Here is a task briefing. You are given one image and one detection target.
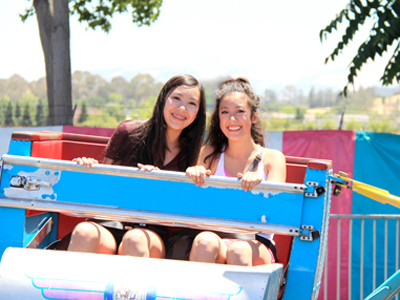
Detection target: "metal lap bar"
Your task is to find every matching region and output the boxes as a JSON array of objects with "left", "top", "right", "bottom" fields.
[
  {"left": 1, "top": 154, "right": 306, "bottom": 194},
  {"left": 0, "top": 196, "right": 300, "bottom": 236}
]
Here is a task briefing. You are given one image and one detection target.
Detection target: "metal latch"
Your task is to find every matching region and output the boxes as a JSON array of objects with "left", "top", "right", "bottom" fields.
[
  {"left": 10, "top": 176, "right": 52, "bottom": 191},
  {"left": 305, "top": 181, "right": 326, "bottom": 198},
  {"left": 300, "top": 225, "right": 320, "bottom": 241}
]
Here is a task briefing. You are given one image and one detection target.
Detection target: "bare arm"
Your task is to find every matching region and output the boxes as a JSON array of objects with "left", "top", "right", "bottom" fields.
[
  {"left": 186, "top": 145, "right": 215, "bottom": 187},
  {"left": 265, "top": 149, "right": 286, "bottom": 183},
  {"left": 237, "top": 149, "right": 286, "bottom": 192}
]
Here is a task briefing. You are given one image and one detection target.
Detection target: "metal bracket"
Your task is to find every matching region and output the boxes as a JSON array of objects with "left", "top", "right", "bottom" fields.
[
  {"left": 26, "top": 217, "right": 53, "bottom": 248},
  {"left": 300, "top": 225, "right": 320, "bottom": 241},
  {"left": 10, "top": 176, "right": 52, "bottom": 191},
  {"left": 305, "top": 181, "right": 326, "bottom": 198}
]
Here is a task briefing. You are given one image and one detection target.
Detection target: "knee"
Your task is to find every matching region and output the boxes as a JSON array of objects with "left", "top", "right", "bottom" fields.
[
  {"left": 119, "top": 229, "right": 149, "bottom": 257},
  {"left": 68, "top": 222, "right": 102, "bottom": 252},
  {"left": 70, "top": 222, "right": 100, "bottom": 243},
  {"left": 189, "top": 232, "right": 222, "bottom": 262},
  {"left": 192, "top": 232, "right": 220, "bottom": 252},
  {"left": 227, "top": 241, "right": 252, "bottom": 266}
]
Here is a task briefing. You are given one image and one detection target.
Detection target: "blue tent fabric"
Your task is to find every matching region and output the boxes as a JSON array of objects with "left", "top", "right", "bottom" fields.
[{"left": 352, "top": 131, "right": 400, "bottom": 298}]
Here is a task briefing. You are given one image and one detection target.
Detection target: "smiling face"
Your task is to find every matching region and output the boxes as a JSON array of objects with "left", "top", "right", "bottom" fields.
[
  {"left": 218, "top": 92, "right": 258, "bottom": 142},
  {"left": 163, "top": 85, "right": 201, "bottom": 134}
]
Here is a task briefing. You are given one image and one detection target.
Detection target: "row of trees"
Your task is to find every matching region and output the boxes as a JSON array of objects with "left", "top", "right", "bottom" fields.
[
  {"left": 265, "top": 113, "right": 399, "bottom": 133},
  {"left": 0, "top": 72, "right": 386, "bottom": 111},
  {"left": 0, "top": 97, "right": 47, "bottom": 127},
  {"left": 3, "top": 90, "right": 397, "bottom": 133},
  {"left": 1, "top": 72, "right": 399, "bottom": 133},
  {"left": 263, "top": 85, "right": 377, "bottom": 110}
]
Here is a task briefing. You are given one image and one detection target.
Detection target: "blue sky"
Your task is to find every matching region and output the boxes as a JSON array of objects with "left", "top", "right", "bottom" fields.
[{"left": 0, "top": 0, "right": 396, "bottom": 94}]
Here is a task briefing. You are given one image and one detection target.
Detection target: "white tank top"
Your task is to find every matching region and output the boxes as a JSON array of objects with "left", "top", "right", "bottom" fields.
[{"left": 213, "top": 145, "right": 274, "bottom": 243}]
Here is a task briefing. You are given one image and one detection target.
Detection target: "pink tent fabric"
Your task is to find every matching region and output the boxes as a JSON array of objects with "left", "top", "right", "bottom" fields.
[{"left": 283, "top": 130, "right": 356, "bottom": 300}]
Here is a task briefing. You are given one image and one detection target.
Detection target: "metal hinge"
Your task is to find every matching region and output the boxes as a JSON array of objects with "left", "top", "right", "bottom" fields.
[
  {"left": 10, "top": 176, "right": 52, "bottom": 191},
  {"left": 300, "top": 225, "right": 320, "bottom": 241},
  {"left": 305, "top": 181, "right": 326, "bottom": 198}
]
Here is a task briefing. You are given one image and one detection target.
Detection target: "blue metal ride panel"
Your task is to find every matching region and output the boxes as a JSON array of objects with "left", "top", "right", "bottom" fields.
[
  {"left": 7, "top": 140, "right": 32, "bottom": 156},
  {"left": 1, "top": 165, "right": 305, "bottom": 228},
  {"left": 0, "top": 207, "right": 25, "bottom": 257},
  {"left": 282, "top": 168, "right": 331, "bottom": 300}
]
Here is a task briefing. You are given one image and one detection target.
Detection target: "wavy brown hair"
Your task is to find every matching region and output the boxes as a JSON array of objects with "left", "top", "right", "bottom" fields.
[
  {"left": 116, "top": 75, "right": 206, "bottom": 171},
  {"left": 204, "top": 77, "right": 264, "bottom": 166}
]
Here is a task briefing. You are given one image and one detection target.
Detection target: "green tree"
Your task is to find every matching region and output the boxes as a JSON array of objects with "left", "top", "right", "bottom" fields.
[
  {"left": 369, "top": 119, "right": 395, "bottom": 132},
  {"left": 320, "top": 0, "right": 400, "bottom": 96},
  {"left": 126, "top": 74, "right": 162, "bottom": 105},
  {"left": 110, "top": 76, "right": 129, "bottom": 98},
  {"left": 78, "top": 101, "right": 89, "bottom": 123},
  {"left": 321, "top": 119, "right": 337, "bottom": 130},
  {"left": 267, "top": 118, "right": 290, "bottom": 131},
  {"left": 21, "top": 103, "right": 33, "bottom": 127},
  {"left": 4, "top": 101, "right": 14, "bottom": 127},
  {"left": 20, "top": 0, "right": 163, "bottom": 126},
  {"left": 79, "top": 114, "right": 120, "bottom": 128},
  {"left": 106, "top": 102, "right": 123, "bottom": 122},
  {"left": 304, "top": 121, "right": 317, "bottom": 130},
  {"left": 308, "top": 87, "right": 317, "bottom": 108},
  {"left": 1, "top": 74, "right": 29, "bottom": 101},
  {"left": 15, "top": 100, "right": 22, "bottom": 125},
  {"left": 295, "top": 108, "right": 305, "bottom": 121},
  {"left": 0, "top": 96, "right": 10, "bottom": 125},
  {"left": 35, "top": 99, "right": 46, "bottom": 126},
  {"left": 131, "top": 97, "right": 157, "bottom": 120},
  {"left": 345, "top": 118, "right": 363, "bottom": 131}
]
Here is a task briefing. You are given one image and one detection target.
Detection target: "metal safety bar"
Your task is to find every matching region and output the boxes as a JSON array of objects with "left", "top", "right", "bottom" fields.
[
  {"left": 1, "top": 154, "right": 306, "bottom": 194},
  {"left": 0, "top": 196, "right": 301, "bottom": 236}
]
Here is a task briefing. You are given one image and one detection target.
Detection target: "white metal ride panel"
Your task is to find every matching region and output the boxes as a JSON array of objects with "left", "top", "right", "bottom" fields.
[{"left": 0, "top": 247, "right": 283, "bottom": 300}]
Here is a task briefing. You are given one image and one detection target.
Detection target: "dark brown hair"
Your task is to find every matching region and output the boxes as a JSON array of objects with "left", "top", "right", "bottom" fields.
[
  {"left": 116, "top": 74, "right": 206, "bottom": 171},
  {"left": 205, "top": 77, "right": 264, "bottom": 166}
]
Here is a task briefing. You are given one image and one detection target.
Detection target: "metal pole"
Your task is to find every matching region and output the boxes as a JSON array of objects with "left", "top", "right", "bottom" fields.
[
  {"left": 349, "top": 219, "right": 352, "bottom": 300},
  {"left": 396, "top": 218, "right": 399, "bottom": 300},
  {"left": 385, "top": 219, "right": 388, "bottom": 280},
  {"left": 373, "top": 219, "right": 376, "bottom": 289},
  {"left": 325, "top": 240, "right": 328, "bottom": 300},
  {"left": 361, "top": 218, "right": 364, "bottom": 300}
]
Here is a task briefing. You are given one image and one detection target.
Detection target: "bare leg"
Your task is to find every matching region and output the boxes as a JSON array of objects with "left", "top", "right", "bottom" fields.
[
  {"left": 227, "top": 240, "right": 273, "bottom": 266},
  {"left": 67, "top": 221, "right": 117, "bottom": 254},
  {"left": 189, "top": 231, "right": 227, "bottom": 264},
  {"left": 118, "top": 228, "right": 165, "bottom": 258}
]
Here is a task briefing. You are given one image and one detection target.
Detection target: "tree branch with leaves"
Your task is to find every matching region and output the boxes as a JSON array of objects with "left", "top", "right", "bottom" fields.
[{"left": 320, "top": 0, "right": 400, "bottom": 96}]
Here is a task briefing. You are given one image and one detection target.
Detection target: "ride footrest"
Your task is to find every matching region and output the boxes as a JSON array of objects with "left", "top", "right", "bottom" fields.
[{"left": 0, "top": 247, "right": 283, "bottom": 300}]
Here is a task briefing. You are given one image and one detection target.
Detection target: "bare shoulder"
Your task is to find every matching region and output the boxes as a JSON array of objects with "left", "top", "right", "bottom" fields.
[
  {"left": 262, "top": 148, "right": 286, "bottom": 163},
  {"left": 262, "top": 148, "right": 286, "bottom": 182}
]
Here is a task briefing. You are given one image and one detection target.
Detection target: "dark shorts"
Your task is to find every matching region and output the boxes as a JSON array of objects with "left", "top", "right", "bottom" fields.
[
  {"left": 51, "top": 220, "right": 168, "bottom": 255},
  {"left": 50, "top": 221, "right": 277, "bottom": 263},
  {"left": 96, "top": 220, "right": 169, "bottom": 248}
]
